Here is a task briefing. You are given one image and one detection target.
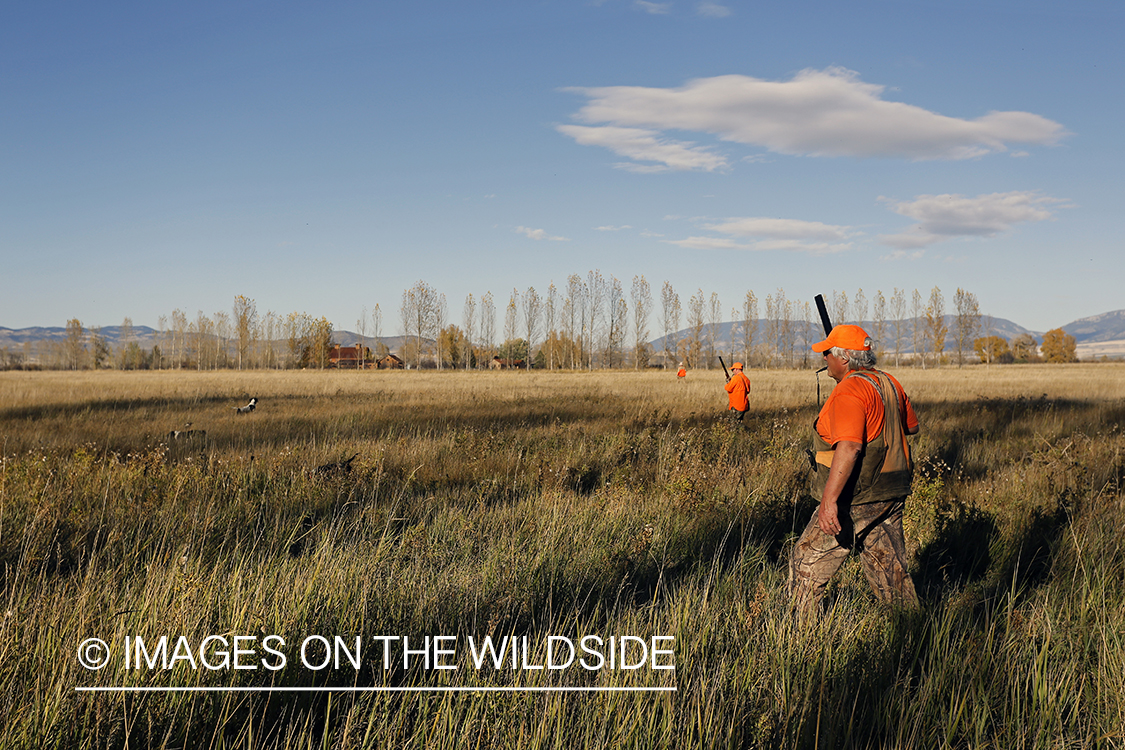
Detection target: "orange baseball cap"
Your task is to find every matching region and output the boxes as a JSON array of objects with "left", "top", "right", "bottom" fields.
[
  {"left": 812, "top": 324, "right": 872, "bottom": 353},
  {"left": 732, "top": 362, "right": 743, "bottom": 369}
]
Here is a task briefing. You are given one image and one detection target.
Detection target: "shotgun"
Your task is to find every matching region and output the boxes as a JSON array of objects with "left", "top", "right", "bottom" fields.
[
  {"left": 814, "top": 294, "right": 833, "bottom": 337},
  {"left": 718, "top": 355, "right": 730, "bottom": 381},
  {"left": 812, "top": 294, "right": 832, "bottom": 413}
]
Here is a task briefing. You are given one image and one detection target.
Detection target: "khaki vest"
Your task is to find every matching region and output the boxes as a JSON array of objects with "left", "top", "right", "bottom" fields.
[{"left": 811, "top": 370, "right": 913, "bottom": 505}]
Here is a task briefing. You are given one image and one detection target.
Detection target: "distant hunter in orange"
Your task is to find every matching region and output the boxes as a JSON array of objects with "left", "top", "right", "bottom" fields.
[
  {"left": 676, "top": 364, "right": 687, "bottom": 379},
  {"left": 724, "top": 362, "right": 751, "bottom": 422}
]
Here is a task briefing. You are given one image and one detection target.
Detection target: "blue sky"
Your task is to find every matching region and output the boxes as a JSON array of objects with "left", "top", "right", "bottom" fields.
[{"left": 2, "top": 0, "right": 1120, "bottom": 335}]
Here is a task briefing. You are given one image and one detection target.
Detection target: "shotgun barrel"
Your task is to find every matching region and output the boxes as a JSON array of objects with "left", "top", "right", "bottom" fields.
[{"left": 814, "top": 294, "right": 833, "bottom": 336}]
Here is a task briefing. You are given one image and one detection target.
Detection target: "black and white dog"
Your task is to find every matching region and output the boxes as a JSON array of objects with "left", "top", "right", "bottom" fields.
[{"left": 235, "top": 397, "right": 258, "bottom": 414}]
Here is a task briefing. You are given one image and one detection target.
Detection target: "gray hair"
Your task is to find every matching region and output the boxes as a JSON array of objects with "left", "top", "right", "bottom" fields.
[{"left": 829, "top": 345, "right": 877, "bottom": 370}]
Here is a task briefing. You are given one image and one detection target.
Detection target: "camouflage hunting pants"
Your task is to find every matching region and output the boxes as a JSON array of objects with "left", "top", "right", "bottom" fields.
[{"left": 788, "top": 498, "right": 918, "bottom": 618}]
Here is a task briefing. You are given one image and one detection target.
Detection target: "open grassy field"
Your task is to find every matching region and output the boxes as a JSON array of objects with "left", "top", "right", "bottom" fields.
[{"left": 2, "top": 365, "right": 1123, "bottom": 748}]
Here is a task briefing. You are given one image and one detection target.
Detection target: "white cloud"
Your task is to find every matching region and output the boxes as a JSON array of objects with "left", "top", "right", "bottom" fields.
[
  {"left": 878, "top": 191, "right": 1068, "bottom": 249},
  {"left": 667, "top": 236, "right": 749, "bottom": 250},
  {"left": 515, "top": 226, "right": 569, "bottom": 241},
  {"left": 667, "top": 215, "right": 855, "bottom": 254},
  {"left": 561, "top": 67, "right": 1068, "bottom": 167},
  {"left": 595, "top": 225, "right": 632, "bottom": 231},
  {"left": 880, "top": 249, "right": 926, "bottom": 261},
  {"left": 556, "top": 124, "right": 729, "bottom": 172},
  {"left": 702, "top": 217, "right": 851, "bottom": 241},
  {"left": 634, "top": 0, "right": 672, "bottom": 13},
  {"left": 697, "top": 1, "right": 731, "bottom": 17}
]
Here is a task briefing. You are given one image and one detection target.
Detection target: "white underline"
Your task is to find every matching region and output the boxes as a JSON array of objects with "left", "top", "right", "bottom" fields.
[{"left": 76, "top": 686, "right": 676, "bottom": 693}]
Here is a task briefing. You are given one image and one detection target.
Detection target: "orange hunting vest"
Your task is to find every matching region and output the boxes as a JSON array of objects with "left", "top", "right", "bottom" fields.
[{"left": 810, "top": 370, "right": 914, "bottom": 505}]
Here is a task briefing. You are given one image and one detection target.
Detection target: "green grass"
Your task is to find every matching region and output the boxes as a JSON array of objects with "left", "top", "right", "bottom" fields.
[{"left": 1, "top": 367, "right": 1123, "bottom": 748}]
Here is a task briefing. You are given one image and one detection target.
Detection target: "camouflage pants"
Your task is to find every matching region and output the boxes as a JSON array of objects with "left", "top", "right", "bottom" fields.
[{"left": 788, "top": 498, "right": 918, "bottom": 618}]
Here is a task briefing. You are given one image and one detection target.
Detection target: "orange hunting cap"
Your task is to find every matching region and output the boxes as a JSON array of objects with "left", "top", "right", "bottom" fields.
[
  {"left": 732, "top": 362, "right": 743, "bottom": 370},
  {"left": 812, "top": 324, "right": 872, "bottom": 353}
]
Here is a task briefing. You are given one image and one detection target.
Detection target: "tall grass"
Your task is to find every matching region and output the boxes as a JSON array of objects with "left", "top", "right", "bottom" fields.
[{"left": 1, "top": 366, "right": 1123, "bottom": 748}]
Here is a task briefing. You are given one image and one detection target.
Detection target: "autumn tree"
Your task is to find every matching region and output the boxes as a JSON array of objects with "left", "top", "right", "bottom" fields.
[
  {"left": 871, "top": 290, "right": 887, "bottom": 361},
  {"left": 434, "top": 293, "right": 448, "bottom": 369},
  {"left": 910, "top": 289, "right": 923, "bottom": 367},
  {"left": 545, "top": 283, "right": 558, "bottom": 370},
  {"left": 401, "top": 280, "right": 441, "bottom": 368},
  {"left": 64, "top": 318, "right": 85, "bottom": 370},
  {"left": 924, "top": 286, "right": 947, "bottom": 368},
  {"left": 776, "top": 288, "right": 792, "bottom": 367},
  {"left": 799, "top": 301, "right": 813, "bottom": 367},
  {"left": 479, "top": 292, "right": 496, "bottom": 365},
  {"left": 703, "top": 292, "right": 721, "bottom": 369},
  {"left": 762, "top": 293, "right": 779, "bottom": 367},
  {"left": 952, "top": 288, "right": 981, "bottom": 368},
  {"left": 309, "top": 317, "right": 335, "bottom": 369},
  {"left": 117, "top": 317, "right": 133, "bottom": 370},
  {"left": 741, "top": 290, "right": 757, "bottom": 367},
  {"left": 155, "top": 315, "right": 167, "bottom": 369},
  {"left": 630, "top": 275, "right": 652, "bottom": 369},
  {"left": 605, "top": 276, "right": 627, "bottom": 368},
  {"left": 539, "top": 330, "right": 578, "bottom": 372},
  {"left": 504, "top": 289, "right": 519, "bottom": 362},
  {"left": 286, "top": 312, "right": 312, "bottom": 367},
  {"left": 685, "top": 289, "right": 705, "bottom": 369},
  {"left": 1011, "top": 333, "right": 1040, "bottom": 363},
  {"left": 261, "top": 310, "right": 280, "bottom": 369},
  {"left": 232, "top": 295, "right": 257, "bottom": 370},
  {"left": 372, "top": 304, "right": 387, "bottom": 358},
  {"left": 195, "top": 311, "right": 214, "bottom": 369},
  {"left": 462, "top": 294, "right": 477, "bottom": 369},
  {"left": 1040, "top": 328, "right": 1077, "bottom": 363},
  {"left": 852, "top": 288, "right": 868, "bottom": 327},
  {"left": 974, "top": 335, "right": 1011, "bottom": 364},
  {"left": 356, "top": 307, "right": 369, "bottom": 369},
  {"left": 438, "top": 324, "right": 468, "bottom": 368},
  {"left": 563, "top": 276, "right": 583, "bottom": 369},
  {"left": 90, "top": 327, "right": 110, "bottom": 369},
  {"left": 214, "top": 310, "right": 232, "bottom": 368},
  {"left": 889, "top": 288, "right": 906, "bottom": 367},
  {"left": 660, "top": 281, "right": 681, "bottom": 369},
  {"left": 522, "top": 286, "right": 541, "bottom": 368},
  {"left": 174, "top": 309, "right": 191, "bottom": 369},
  {"left": 831, "top": 290, "right": 849, "bottom": 326},
  {"left": 585, "top": 270, "right": 606, "bottom": 368}
]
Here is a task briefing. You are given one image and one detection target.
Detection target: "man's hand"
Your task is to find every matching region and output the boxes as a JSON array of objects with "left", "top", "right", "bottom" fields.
[
  {"left": 818, "top": 440, "right": 862, "bottom": 536},
  {"left": 818, "top": 498, "right": 840, "bottom": 536}
]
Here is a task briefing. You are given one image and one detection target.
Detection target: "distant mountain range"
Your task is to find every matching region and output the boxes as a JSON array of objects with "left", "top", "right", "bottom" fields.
[
  {"left": 2, "top": 309, "right": 1123, "bottom": 359},
  {"left": 650, "top": 310, "right": 1125, "bottom": 358},
  {"left": 1062, "top": 310, "right": 1125, "bottom": 359}
]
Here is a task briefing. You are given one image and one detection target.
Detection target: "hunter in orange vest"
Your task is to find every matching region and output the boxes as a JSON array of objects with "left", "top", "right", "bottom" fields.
[{"left": 724, "top": 362, "right": 751, "bottom": 422}]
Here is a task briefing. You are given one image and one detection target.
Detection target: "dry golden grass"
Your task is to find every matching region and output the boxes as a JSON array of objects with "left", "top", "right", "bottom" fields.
[
  {"left": 6, "top": 363, "right": 1121, "bottom": 455},
  {"left": 1, "top": 364, "right": 1123, "bottom": 748}
]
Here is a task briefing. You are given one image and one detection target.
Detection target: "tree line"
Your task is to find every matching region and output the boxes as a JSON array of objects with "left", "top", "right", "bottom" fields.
[
  {"left": 393, "top": 278, "right": 1077, "bottom": 371},
  {"left": 3, "top": 282, "right": 1080, "bottom": 371}
]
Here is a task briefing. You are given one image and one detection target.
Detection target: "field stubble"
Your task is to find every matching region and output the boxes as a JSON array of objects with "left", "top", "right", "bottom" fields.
[{"left": 1, "top": 365, "right": 1123, "bottom": 748}]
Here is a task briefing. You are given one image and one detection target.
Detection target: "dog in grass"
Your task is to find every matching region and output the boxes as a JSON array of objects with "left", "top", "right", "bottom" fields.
[{"left": 234, "top": 397, "right": 258, "bottom": 414}]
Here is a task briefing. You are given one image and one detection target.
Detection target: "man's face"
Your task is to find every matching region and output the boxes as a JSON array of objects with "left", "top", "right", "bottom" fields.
[{"left": 823, "top": 350, "right": 849, "bottom": 382}]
